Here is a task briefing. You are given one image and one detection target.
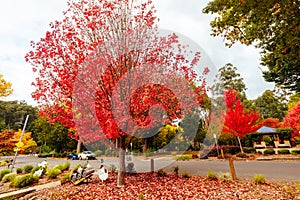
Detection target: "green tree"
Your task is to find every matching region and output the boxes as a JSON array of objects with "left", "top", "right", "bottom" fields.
[
  {"left": 0, "top": 101, "right": 38, "bottom": 131},
  {"left": 203, "top": 0, "right": 300, "bottom": 92},
  {"left": 288, "top": 93, "right": 300, "bottom": 109},
  {"left": 213, "top": 63, "right": 247, "bottom": 96},
  {"left": 29, "top": 117, "right": 77, "bottom": 153},
  {"left": 253, "top": 90, "right": 287, "bottom": 120}
]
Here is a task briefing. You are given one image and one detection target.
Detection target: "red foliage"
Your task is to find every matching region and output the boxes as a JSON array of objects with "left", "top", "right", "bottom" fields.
[
  {"left": 0, "top": 130, "right": 17, "bottom": 156},
  {"left": 222, "top": 89, "right": 261, "bottom": 138},
  {"left": 25, "top": 0, "right": 208, "bottom": 145},
  {"left": 283, "top": 102, "right": 300, "bottom": 137},
  {"left": 31, "top": 172, "right": 300, "bottom": 199},
  {"left": 259, "top": 118, "right": 282, "bottom": 128}
]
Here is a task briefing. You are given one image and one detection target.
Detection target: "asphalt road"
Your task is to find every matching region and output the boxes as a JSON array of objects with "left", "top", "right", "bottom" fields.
[{"left": 1, "top": 155, "right": 299, "bottom": 182}]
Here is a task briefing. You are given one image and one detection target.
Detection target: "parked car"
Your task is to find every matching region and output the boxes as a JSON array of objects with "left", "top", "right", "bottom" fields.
[
  {"left": 67, "top": 153, "right": 79, "bottom": 160},
  {"left": 78, "top": 151, "right": 96, "bottom": 160}
]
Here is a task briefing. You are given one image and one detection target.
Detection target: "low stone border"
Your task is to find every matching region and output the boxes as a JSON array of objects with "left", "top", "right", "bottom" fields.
[{"left": 0, "top": 181, "right": 61, "bottom": 200}]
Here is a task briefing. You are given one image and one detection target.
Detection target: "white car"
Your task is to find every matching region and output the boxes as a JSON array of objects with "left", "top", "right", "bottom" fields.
[{"left": 78, "top": 151, "right": 96, "bottom": 160}]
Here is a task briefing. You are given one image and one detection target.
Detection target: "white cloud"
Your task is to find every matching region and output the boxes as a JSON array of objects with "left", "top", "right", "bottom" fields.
[{"left": 0, "top": 0, "right": 274, "bottom": 106}]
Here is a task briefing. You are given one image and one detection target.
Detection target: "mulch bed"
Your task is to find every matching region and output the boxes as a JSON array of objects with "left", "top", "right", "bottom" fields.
[{"left": 19, "top": 172, "right": 300, "bottom": 200}]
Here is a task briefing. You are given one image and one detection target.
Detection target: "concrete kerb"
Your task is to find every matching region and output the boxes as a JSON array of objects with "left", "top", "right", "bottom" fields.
[{"left": 0, "top": 181, "right": 61, "bottom": 200}]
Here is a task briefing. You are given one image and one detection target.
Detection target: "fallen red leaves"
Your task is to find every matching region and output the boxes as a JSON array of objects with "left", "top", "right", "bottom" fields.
[{"left": 21, "top": 172, "right": 300, "bottom": 199}]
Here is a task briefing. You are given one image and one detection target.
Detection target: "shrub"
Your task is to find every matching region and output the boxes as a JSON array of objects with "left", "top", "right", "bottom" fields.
[
  {"left": 0, "top": 169, "right": 11, "bottom": 180},
  {"left": 53, "top": 162, "right": 70, "bottom": 172},
  {"left": 16, "top": 167, "right": 23, "bottom": 174},
  {"left": 38, "top": 153, "right": 52, "bottom": 158},
  {"left": 243, "top": 147, "right": 256, "bottom": 154},
  {"left": 47, "top": 168, "right": 62, "bottom": 179},
  {"left": 23, "top": 165, "right": 34, "bottom": 173},
  {"left": 254, "top": 174, "right": 266, "bottom": 184},
  {"left": 138, "top": 193, "right": 144, "bottom": 199},
  {"left": 182, "top": 172, "right": 190, "bottom": 179},
  {"left": 2, "top": 172, "right": 16, "bottom": 183},
  {"left": 263, "top": 148, "right": 275, "bottom": 155},
  {"left": 278, "top": 149, "right": 290, "bottom": 154},
  {"left": 236, "top": 152, "right": 248, "bottom": 158},
  {"left": 72, "top": 164, "right": 81, "bottom": 173},
  {"left": 12, "top": 174, "right": 39, "bottom": 188},
  {"left": 173, "top": 166, "right": 179, "bottom": 175},
  {"left": 176, "top": 154, "right": 192, "bottom": 161},
  {"left": 218, "top": 172, "right": 231, "bottom": 182},
  {"left": 157, "top": 169, "right": 167, "bottom": 177},
  {"left": 60, "top": 173, "right": 71, "bottom": 184},
  {"left": 31, "top": 166, "right": 41, "bottom": 174},
  {"left": 94, "top": 150, "right": 103, "bottom": 157},
  {"left": 291, "top": 150, "right": 300, "bottom": 155},
  {"left": 109, "top": 164, "right": 117, "bottom": 172},
  {"left": 207, "top": 171, "right": 217, "bottom": 181}
]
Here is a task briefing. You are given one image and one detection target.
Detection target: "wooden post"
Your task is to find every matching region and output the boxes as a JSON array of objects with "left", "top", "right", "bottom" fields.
[
  {"left": 150, "top": 159, "right": 154, "bottom": 172},
  {"left": 228, "top": 158, "right": 237, "bottom": 180}
]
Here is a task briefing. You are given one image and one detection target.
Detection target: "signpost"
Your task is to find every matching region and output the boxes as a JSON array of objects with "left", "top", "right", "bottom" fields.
[{"left": 10, "top": 115, "right": 29, "bottom": 172}]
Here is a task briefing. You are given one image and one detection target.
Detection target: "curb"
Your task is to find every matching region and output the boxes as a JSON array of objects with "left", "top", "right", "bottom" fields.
[{"left": 0, "top": 181, "right": 61, "bottom": 200}]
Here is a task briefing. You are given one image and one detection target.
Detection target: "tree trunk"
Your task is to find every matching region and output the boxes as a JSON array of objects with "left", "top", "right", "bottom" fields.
[
  {"left": 76, "top": 140, "right": 82, "bottom": 154},
  {"left": 117, "top": 136, "right": 126, "bottom": 187},
  {"left": 143, "top": 138, "right": 148, "bottom": 153},
  {"left": 237, "top": 136, "right": 244, "bottom": 153}
]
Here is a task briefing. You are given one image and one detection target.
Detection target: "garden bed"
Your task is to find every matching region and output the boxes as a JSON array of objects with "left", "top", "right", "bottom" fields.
[{"left": 18, "top": 172, "right": 300, "bottom": 200}]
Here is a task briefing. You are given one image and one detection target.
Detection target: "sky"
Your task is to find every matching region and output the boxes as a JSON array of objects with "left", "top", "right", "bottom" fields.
[{"left": 0, "top": 0, "right": 275, "bottom": 106}]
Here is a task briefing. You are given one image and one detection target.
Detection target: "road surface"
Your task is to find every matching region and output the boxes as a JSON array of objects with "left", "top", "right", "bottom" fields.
[{"left": 1, "top": 155, "right": 299, "bottom": 182}]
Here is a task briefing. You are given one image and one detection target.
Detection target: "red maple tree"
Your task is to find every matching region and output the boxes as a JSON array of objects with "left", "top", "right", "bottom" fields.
[
  {"left": 25, "top": 0, "right": 207, "bottom": 186},
  {"left": 283, "top": 102, "right": 300, "bottom": 138},
  {"left": 222, "top": 89, "right": 261, "bottom": 153},
  {"left": 259, "top": 118, "right": 282, "bottom": 128}
]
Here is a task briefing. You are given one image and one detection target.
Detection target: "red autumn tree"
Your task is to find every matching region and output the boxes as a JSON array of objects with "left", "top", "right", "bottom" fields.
[
  {"left": 283, "top": 102, "right": 300, "bottom": 138},
  {"left": 0, "top": 130, "right": 17, "bottom": 156},
  {"left": 259, "top": 118, "right": 282, "bottom": 128},
  {"left": 25, "top": 0, "right": 207, "bottom": 186},
  {"left": 222, "top": 89, "right": 261, "bottom": 153}
]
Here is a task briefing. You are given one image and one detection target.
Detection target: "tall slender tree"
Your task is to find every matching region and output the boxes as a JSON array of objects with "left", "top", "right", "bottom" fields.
[{"left": 25, "top": 0, "right": 207, "bottom": 186}]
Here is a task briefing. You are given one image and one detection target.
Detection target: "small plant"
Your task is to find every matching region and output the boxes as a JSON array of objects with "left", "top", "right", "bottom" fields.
[
  {"left": 176, "top": 154, "right": 192, "bottom": 161},
  {"left": 94, "top": 150, "right": 103, "bottom": 157},
  {"left": 109, "top": 164, "right": 117, "bottom": 172},
  {"left": 278, "top": 149, "right": 290, "bottom": 154},
  {"left": 254, "top": 174, "right": 266, "bottom": 184},
  {"left": 11, "top": 174, "right": 39, "bottom": 188},
  {"left": 236, "top": 152, "right": 248, "bottom": 158},
  {"left": 138, "top": 193, "right": 144, "bottom": 199},
  {"left": 72, "top": 164, "right": 81, "bottom": 173},
  {"left": 173, "top": 165, "right": 179, "bottom": 175},
  {"left": 47, "top": 168, "right": 62, "bottom": 179},
  {"left": 23, "top": 165, "right": 34, "bottom": 173},
  {"left": 53, "top": 162, "right": 70, "bottom": 172},
  {"left": 16, "top": 167, "right": 23, "bottom": 174},
  {"left": 31, "top": 166, "right": 41, "bottom": 174},
  {"left": 182, "top": 172, "right": 190, "bottom": 179},
  {"left": 218, "top": 172, "right": 231, "bottom": 182},
  {"left": 207, "top": 171, "right": 217, "bottom": 181},
  {"left": 157, "top": 169, "right": 167, "bottom": 177},
  {"left": 53, "top": 164, "right": 64, "bottom": 171},
  {"left": 2, "top": 172, "right": 16, "bottom": 183},
  {"left": 60, "top": 173, "right": 71, "bottom": 184},
  {"left": 0, "top": 169, "right": 11, "bottom": 180},
  {"left": 263, "top": 148, "right": 275, "bottom": 155},
  {"left": 291, "top": 150, "right": 300, "bottom": 155},
  {"left": 242, "top": 147, "right": 256, "bottom": 154}
]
